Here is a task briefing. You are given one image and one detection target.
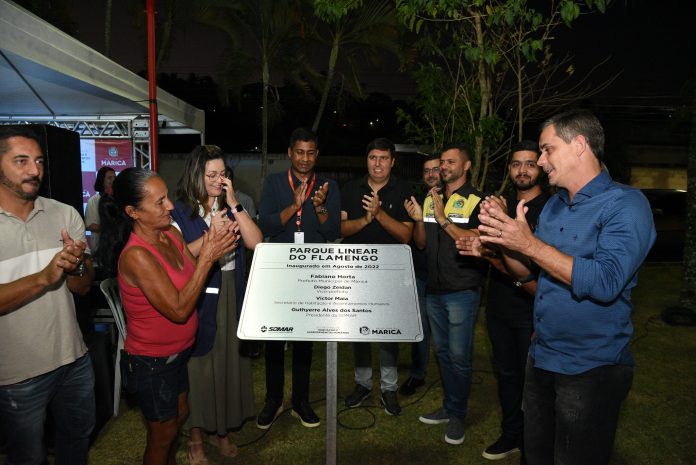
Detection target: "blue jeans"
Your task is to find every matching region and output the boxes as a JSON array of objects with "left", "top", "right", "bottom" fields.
[
  {"left": 523, "top": 356, "right": 633, "bottom": 465},
  {"left": 0, "top": 354, "right": 95, "bottom": 465},
  {"left": 122, "top": 347, "right": 192, "bottom": 422},
  {"left": 426, "top": 289, "right": 481, "bottom": 419},
  {"left": 408, "top": 277, "right": 431, "bottom": 380}
]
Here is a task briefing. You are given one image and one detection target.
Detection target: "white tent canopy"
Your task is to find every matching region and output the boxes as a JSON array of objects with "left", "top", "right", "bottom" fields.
[{"left": 0, "top": 0, "right": 204, "bottom": 165}]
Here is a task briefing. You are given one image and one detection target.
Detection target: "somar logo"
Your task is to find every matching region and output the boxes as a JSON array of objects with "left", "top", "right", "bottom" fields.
[
  {"left": 260, "top": 326, "right": 267, "bottom": 332},
  {"left": 360, "top": 326, "right": 369, "bottom": 335},
  {"left": 108, "top": 146, "right": 119, "bottom": 157},
  {"left": 268, "top": 326, "right": 294, "bottom": 332}
]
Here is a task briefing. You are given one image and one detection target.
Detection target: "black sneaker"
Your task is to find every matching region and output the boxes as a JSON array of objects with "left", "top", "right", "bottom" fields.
[
  {"left": 399, "top": 376, "right": 425, "bottom": 396},
  {"left": 419, "top": 407, "right": 449, "bottom": 424},
  {"left": 344, "top": 384, "right": 372, "bottom": 408},
  {"left": 380, "top": 390, "right": 402, "bottom": 416},
  {"left": 482, "top": 436, "right": 521, "bottom": 460},
  {"left": 256, "top": 399, "right": 283, "bottom": 430},
  {"left": 445, "top": 416, "right": 465, "bottom": 445},
  {"left": 291, "top": 400, "right": 320, "bottom": 428}
]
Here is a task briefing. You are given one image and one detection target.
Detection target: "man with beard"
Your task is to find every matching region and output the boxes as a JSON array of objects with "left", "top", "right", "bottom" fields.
[
  {"left": 257, "top": 127, "right": 340, "bottom": 429},
  {"left": 481, "top": 141, "right": 548, "bottom": 462},
  {"left": 0, "top": 125, "right": 95, "bottom": 465},
  {"left": 407, "top": 144, "right": 484, "bottom": 445}
]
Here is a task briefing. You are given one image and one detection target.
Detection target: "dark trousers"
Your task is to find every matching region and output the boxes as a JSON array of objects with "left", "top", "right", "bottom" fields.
[
  {"left": 264, "top": 340, "right": 313, "bottom": 406},
  {"left": 409, "top": 277, "right": 431, "bottom": 380},
  {"left": 523, "top": 357, "right": 633, "bottom": 465},
  {"left": 486, "top": 313, "right": 532, "bottom": 441}
]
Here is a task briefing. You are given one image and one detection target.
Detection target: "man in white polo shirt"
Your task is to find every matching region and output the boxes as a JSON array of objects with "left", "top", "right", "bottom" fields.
[{"left": 0, "top": 125, "right": 95, "bottom": 465}]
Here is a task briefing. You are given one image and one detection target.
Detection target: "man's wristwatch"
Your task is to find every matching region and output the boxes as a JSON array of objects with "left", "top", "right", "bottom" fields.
[
  {"left": 440, "top": 218, "right": 453, "bottom": 230},
  {"left": 513, "top": 274, "right": 535, "bottom": 287},
  {"left": 316, "top": 206, "right": 328, "bottom": 215}
]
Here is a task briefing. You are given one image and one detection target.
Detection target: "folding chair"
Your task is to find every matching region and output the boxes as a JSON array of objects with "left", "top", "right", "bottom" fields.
[{"left": 99, "top": 278, "right": 127, "bottom": 416}]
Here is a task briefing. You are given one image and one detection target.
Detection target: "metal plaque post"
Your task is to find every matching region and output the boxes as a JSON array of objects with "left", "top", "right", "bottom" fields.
[
  {"left": 326, "top": 341, "right": 337, "bottom": 465},
  {"left": 239, "top": 243, "right": 422, "bottom": 465}
]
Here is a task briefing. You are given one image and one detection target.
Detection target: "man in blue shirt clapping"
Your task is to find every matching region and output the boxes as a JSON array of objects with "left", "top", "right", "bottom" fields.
[{"left": 457, "top": 109, "right": 656, "bottom": 465}]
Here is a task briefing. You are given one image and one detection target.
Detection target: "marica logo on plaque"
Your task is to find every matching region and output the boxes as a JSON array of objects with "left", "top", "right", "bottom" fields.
[
  {"left": 360, "top": 326, "right": 370, "bottom": 335},
  {"left": 371, "top": 328, "right": 402, "bottom": 335}
]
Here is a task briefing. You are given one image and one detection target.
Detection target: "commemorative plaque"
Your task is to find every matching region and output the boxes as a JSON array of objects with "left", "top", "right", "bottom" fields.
[{"left": 238, "top": 243, "right": 422, "bottom": 342}]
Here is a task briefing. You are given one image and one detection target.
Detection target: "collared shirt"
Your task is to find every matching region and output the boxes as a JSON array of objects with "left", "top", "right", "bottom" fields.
[
  {"left": 0, "top": 197, "right": 88, "bottom": 385},
  {"left": 531, "top": 171, "right": 656, "bottom": 375},
  {"left": 341, "top": 174, "right": 413, "bottom": 244},
  {"left": 258, "top": 170, "right": 340, "bottom": 243},
  {"left": 424, "top": 181, "right": 485, "bottom": 293}
]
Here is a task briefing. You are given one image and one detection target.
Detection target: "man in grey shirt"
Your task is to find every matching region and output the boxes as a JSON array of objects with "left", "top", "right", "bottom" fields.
[{"left": 0, "top": 125, "right": 95, "bottom": 465}]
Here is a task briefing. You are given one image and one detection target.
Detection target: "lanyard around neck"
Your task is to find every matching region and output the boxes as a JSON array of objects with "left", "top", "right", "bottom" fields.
[{"left": 287, "top": 170, "right": 316, "bottom": 231}]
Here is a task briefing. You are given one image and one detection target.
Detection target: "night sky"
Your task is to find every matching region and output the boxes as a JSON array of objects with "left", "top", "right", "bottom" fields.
[
  {"left": 53, "top": 1, "right": 696, "bottom": 153},
  {"left": 65, "top": 1, "right": 694, "bottom": 100}
]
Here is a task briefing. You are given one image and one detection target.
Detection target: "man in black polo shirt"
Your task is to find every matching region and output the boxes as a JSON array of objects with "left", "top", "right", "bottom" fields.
[
  {"left": 480, "top": 140, "right": 549, "bottom": 462},
  {"left": 340, "top": 137, "right": 414, "bottom": 416},
  {"left": 410, "top": 143, "right": 484, "bottom": 445}
]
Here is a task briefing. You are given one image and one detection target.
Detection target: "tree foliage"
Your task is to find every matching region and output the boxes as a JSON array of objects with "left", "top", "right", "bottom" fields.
[
  {"left": 308, "top": 0, "right": 401, "bottom": 132},
  {"left": 396, "top": 0, "right": 612, "bottom": 191},
  {"left": 195, "top": 0, "right": 310, "bottom": 180}
]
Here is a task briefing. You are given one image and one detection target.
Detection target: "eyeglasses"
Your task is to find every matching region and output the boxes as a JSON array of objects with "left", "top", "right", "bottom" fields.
[
  {"left": 509, "top": 161, "right": 538, "bottom": 169},
  {"left": 205, "top": 172, "right": 224, "bottom": 181},
  {"left": 423, "top": 167, "right": 440, "bottom": 175}
]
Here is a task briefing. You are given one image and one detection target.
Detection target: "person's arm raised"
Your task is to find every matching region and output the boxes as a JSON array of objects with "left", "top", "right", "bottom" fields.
[
  {"left": 478, "top": 198, "right": 572, "bottom": 285},
  {"left": 120, "top": 226, "right": 236, "bottom": 323},
  {"left": 367, "top": 191, "right": 413, "bottom": 244},
  {"left": 405, "top": 197, "right": 426, "bottom": 249},
  {"left": 223, "top": 175, "right": 263, "bottom": 249}
]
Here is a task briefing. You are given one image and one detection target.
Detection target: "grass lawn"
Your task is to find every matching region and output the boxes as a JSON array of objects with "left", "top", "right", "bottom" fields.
[{"left": 82, "top": 263, "right": 696, "bottom": 464}]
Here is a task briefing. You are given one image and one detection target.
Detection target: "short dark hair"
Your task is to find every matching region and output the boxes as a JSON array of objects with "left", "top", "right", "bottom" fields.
[
  {"left": 423, "top": 154, "right": 440, "bottom": 166},
  {"left": 541, "top": 109, "right": 605, "bottom": 160},
  {"left": 366, "top": 138, "right": 396, "bottom": 158},
  {"left": 0, "top": 125, "right": 42, "bottom": 157},
  {"left": 441, "top": 143, "right": 473, "bottom": 167},
  {"left": 510, "top": 140, "right": 540, "bottom": 158},
  {"left": 289, "top": 127, "right": 318, "bottom": 149},
  {"left": 94, "top": 166, "right": 115, "bottom": 194}
]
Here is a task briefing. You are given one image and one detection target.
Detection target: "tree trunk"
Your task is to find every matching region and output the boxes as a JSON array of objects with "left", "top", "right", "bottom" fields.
[
  {"left": 473, "top": 11, "right": 491, "bottom": 189},
  {"left": 104, "top": 0, "right": 113, "bottom": 57},
  {"left": 516, "top": 52, "right": 524, "bottom": 141},
  {"left": 312, "top": 36, "right": 340, "bottom": 132},
  {"left": 260, "top": 58, "right": 270, "bottom": 181},
  {"left": 156, "top": 4, "right": 174, "bottom": 71},
  {"left": 679, "top": 75, "right": 696, "bottom": 310}
]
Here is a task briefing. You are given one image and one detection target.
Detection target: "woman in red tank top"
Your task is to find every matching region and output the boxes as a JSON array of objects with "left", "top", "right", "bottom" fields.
[{"left": 98, "top": 168, "right": 237, "bottom": 465}]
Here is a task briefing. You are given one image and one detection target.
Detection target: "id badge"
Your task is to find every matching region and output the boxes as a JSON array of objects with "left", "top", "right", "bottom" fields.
[{"left": 294, "top": 231, "right": 305, "bottom": 244}]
